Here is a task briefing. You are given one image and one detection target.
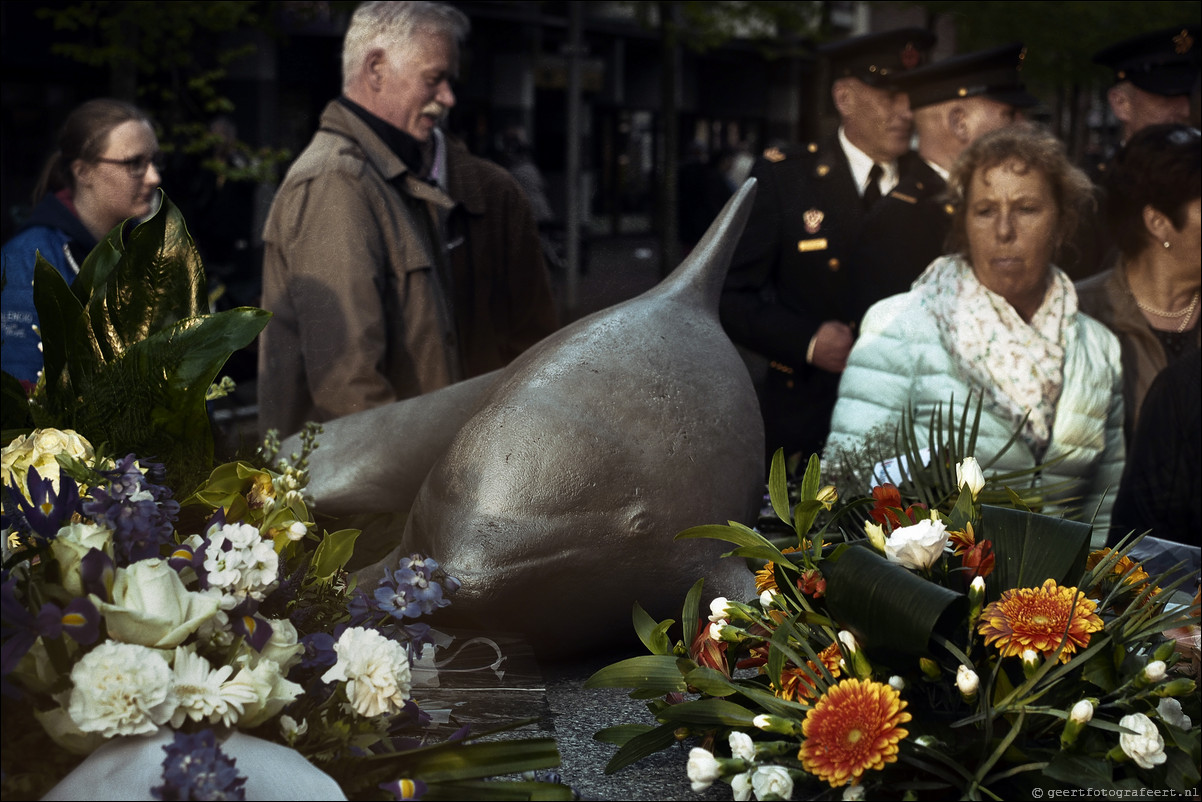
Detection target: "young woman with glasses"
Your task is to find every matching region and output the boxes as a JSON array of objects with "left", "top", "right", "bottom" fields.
[{"left": 1, "top": 98, "right": 161, "bottom": 385}]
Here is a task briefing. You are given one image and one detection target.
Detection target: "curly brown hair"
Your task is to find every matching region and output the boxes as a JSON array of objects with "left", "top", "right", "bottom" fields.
[{"left": 945, "top": 123, "right": 1095, "bottom": 264}]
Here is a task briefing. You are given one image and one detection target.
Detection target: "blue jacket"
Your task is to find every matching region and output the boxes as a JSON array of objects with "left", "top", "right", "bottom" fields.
[{"left": 1, "top": 194, "right": 96, "bottom": 384}]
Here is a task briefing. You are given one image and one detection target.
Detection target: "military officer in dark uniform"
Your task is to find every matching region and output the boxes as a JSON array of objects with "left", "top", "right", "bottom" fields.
[
  {"left": 1073, "top": 24, "right": 1199, "bottom": 280},
  {"left": 720, "top": 28, "right": 936, "bottom": 469},
  {"left": 847, "top": 43, "right": 1037, "bottom": 323}
]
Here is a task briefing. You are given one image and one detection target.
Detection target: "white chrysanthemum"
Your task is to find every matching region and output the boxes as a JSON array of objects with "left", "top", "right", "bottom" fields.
[
  {"left": 203, "top": 522, "right": 280, "bottom": 603},
  {"left": 68, "top": 641, "right": 176, "bottom": 737},
  {"left": 322, "top": 627, "right": 412, "bottom": 718},
  {"left": 169, "top": 646, "right": 259, "bottom": 728}
]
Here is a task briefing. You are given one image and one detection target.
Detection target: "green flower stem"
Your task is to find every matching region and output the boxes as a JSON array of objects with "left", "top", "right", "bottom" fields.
[{"left": 966, "top": 710, "right": 1024, "bottom": 799}]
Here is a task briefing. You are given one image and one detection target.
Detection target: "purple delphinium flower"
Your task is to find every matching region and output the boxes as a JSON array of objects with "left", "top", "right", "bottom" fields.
[
  {"left": 83, "top": 454, "right": 180, "bottom": 564},
  {"left": 373, "top": 555, "right": 459, "bottom": 620},
  {"left": 299, "top": 631, "right": 338, "bottom": 670},
  {"left": 152, "top": 728, "right": 246, "bottom": 801}
]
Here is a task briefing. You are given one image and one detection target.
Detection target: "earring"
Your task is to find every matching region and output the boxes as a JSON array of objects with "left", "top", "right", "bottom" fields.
[{"left": 1164, "top": 241, "right": 1171, "bottom": 249}]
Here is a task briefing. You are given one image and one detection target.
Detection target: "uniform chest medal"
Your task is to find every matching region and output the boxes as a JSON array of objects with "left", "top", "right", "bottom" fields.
[{"left": 798, "top": 208, "right": 828, "bottom": 252}]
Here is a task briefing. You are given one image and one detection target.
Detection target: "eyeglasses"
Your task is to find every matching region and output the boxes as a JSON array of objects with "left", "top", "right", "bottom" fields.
[{"left": 93, "top": 151, "right": 164, "bottom": 177}]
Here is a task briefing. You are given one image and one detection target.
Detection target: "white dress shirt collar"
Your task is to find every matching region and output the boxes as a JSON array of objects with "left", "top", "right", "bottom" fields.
[{"left": 838, "top": 126, "right": 900, "bottom": 197}]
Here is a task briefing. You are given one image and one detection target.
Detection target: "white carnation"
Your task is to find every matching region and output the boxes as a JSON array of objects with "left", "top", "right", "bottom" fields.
[
  {"left": 322, "top": 627, "right": 412, "bottom": 718},
  {"left": 68, "top": 641, "right": 176, "bottom": 737},
  {"left": 1119, "top": 712, "right": 1167, "bottom": 769}
]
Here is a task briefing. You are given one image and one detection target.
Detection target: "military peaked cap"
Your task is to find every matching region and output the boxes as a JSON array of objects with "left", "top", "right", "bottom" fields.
[
  {"left": 892, "top": 43, "right": 1038, "bottom": 110},
  {"left": 1093, "top": 24, "right": 1200, "bottom": 96},
  {"left": 818, "top": 27, "right": 937, "bottom": 87}
]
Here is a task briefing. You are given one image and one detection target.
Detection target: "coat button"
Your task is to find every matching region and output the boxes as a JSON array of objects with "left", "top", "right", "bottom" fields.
[{"left": 828, "top": 258, "right": 840, "bottom": 271}]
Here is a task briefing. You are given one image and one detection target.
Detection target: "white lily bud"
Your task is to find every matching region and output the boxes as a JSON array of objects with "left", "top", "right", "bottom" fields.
[{"left": 956, "top": 457, "right": 985, "bottom": 500}]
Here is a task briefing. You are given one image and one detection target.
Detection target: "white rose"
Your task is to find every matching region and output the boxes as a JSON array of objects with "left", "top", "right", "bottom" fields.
[
  {"left": 729, "top": 730, "right": 757, "bottom": 763},
  {"left": 687, "top": 747, "right": 721, "bottom": 792},
  {"left": 1, "top": 428, "right": 94, "bottom": 496},
  {"left": 751, "top": 765, "right": 794, "bottom": 800},
  {"left": 229, "top": 657, "right": 303, "bottom": 728},
  {"left": 322, "top": 626, "right": 412, "bottom": 718},
  {"left": 884, "top": 518, "right": 949, "bottom": 570},
  {"left": 255, "top": 618, "right": 305, "bottom": 673},
  {"left": 92, "top": 559, "right": 220, "bottom": 648},
  {"left": 1118, "top": 712, "right": 1167, "bottom": 769},
  {"left": 68, "top": 641, "right": 176, "bottom": 737},
  {"left": 955, "top": 457, "right": 985, "bottom": 500},
  {"left": 51, "top": 522, "right": 114, "bottom": 597},
  {"left": 1157, "top": 698, "right": 1192, "bottom": 730}
]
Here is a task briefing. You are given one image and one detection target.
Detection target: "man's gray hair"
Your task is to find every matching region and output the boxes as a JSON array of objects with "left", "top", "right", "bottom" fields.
[{"left": 342, "top": 1, "right": 470, "bottom": 91}]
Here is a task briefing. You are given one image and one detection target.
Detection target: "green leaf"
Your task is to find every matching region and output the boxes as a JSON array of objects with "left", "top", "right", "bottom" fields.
[
  {"left": 1043, "top": 752, "right": 1113, "bottom": 786},
  {"left": 794, "top": 454, "right": 824, "bottom": 534},
  {"left": 677, "top": 524, "right": 778, "bottom": 555},
  {"left": 683, "top": 577, "right": 704, "bottom": 652},
  {"left": 361, "top": 738, "right": 561, "bottom": 784},
  {"left": 602, "top": 723, "right": 679, "bottom": 774},
  {"left": 767, "top": 447, "right": 791, "bottom": 525},
  {"left": 312, "top": 528, "right": 361, "bottom": 580},
  {"left": 31, "top": 256, "right": 90, "bottom": 415},
  {"left": 683, "top": 666, "right": 739, "bottom": 696},
  {"left": 593, "top": 724, "right": 656, "bottom": 747},
  {"left": 820, "top": 543, "right": 966, "bottom": 666},
  {"left": 659, "top": 697, "right": 760, "bottom": 727},
  {"left": 584, "top": 655, "right": 688, "bottom": 693},
  {"left": 632, "top": 602, "right": 674, "bottom": 655},
  {"left": 984, "top": 505, "right": 1092, "bottom": 600}
]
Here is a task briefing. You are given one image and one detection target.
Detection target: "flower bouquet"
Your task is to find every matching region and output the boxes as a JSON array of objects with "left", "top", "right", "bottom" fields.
[
  {"left": 586, "top": 449, "right": 1200, "bottom": 800},
  {"left": 1, "top": 195, "right": 566, "bottom": 800}
]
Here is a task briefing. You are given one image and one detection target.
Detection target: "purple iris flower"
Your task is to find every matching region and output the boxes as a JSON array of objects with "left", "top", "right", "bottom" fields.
[
  {"left": 379, "top": 778, "right": 427, "bottom": 801},
  {"left": 228, "top": 598, "right": 273, "bottom": 652},
  {"left": 6, "top": 465, "right": 82, "bottom": 543}
]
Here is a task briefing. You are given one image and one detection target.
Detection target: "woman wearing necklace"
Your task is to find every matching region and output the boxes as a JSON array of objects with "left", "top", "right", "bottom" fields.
[{"left": 1078, "top": 123, "right": 1201, "bottom": 446}]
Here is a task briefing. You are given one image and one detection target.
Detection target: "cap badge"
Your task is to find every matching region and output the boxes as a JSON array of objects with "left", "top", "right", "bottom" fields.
[
  {"left": 1174, "top": 29, "right": 1194, "bottom": 55},
  {"left": 804, "top": 208, "right": 825, "bottom": 234},
  {"left": 901, "top": 42, "right": 922, "bottom": 69}
]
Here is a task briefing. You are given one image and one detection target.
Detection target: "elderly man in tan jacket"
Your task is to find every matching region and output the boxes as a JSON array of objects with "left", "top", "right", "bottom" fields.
[{"left": 257, "top": 2, "right": 470, "bottom": 440}]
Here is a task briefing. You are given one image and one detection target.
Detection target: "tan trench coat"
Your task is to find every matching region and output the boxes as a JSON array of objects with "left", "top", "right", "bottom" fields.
[{"left": 257, "top": 101, "right": 462, "bottom": 439}]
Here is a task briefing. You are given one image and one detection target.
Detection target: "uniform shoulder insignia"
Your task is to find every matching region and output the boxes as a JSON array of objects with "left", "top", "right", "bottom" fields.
[{"left": 890, "top": 191, "right": 918, "bottom": 204}]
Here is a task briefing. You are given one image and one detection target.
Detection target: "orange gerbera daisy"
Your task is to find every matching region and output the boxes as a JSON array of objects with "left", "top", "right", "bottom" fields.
[
  {"left": 755, "top": 546, "right": 800, "bottom": 594},
  {"left": 977, "top": 579, "right": 1103, "bottom": 664},
  {"left": 776, "top": 641, "right": 842, "bottom": 701},
  {"left": 798, "top": 678, "right": 911, "bottom": 787}
]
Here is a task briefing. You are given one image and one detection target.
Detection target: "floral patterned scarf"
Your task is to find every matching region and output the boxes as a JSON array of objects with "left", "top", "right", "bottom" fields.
[{"left": 914, "top": 254, "right": 1075, "bottom": 460}]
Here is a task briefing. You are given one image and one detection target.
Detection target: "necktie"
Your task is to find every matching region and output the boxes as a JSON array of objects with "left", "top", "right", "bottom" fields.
[{"left": 863, "top": 163, "right": 883, "bottom": 210}]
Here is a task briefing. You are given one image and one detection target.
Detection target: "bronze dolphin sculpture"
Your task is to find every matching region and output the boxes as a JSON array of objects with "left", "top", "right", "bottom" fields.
[{"left": 363, "top": 178, "right": 764, "bottom": 653}]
